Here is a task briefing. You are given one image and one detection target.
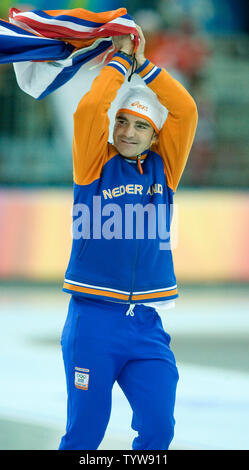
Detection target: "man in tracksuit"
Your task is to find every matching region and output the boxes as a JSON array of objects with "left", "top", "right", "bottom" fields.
[{"left": 59, "top": 25, "right": 198, "bottom": 450}]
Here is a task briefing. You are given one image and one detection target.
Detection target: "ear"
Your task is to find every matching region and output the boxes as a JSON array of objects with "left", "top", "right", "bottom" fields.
[{"left": 151, "top": 131, "right": 159, "bottom": 145}]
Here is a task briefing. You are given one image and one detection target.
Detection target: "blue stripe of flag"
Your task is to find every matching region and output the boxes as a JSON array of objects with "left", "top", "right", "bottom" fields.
[
  {"left": 0, "top": 36, "right": 73, "bottom": 63},
  {"left": 0, "top": 19, "right": 36, "bottom": 36},
  {"left": 38, "top": 39, "right": 112, "bottom": 99},
  {"left": 29, "top": 10, "right": 105, "bottom": 28},
  {"left": 22, "top": 10, "right": 135, "bottom": 29},
  {"left": 0, "top": 20, "right": 74, "bottom": 63}
]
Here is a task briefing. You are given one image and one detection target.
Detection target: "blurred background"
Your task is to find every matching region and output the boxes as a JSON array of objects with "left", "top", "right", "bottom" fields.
[{"left": 0, "top": 0, "right": 249, "bottom": 450}]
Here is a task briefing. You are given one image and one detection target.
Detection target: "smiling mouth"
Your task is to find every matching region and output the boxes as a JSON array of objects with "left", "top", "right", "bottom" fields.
[{"left": 120, "top": 139, "right": 137, "bottom": 145}]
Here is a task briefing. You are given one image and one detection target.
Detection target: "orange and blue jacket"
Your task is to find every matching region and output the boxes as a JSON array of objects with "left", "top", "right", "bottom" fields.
[{"left": 62, "top": 52, "right": 198, "bottom": 304}]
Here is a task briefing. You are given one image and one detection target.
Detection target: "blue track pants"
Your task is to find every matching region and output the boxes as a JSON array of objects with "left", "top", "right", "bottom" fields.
[{"left": 59, "top": 295, "right": 179, "bottom": 450}]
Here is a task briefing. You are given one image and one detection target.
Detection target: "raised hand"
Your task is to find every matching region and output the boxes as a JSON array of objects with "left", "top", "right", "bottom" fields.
[
  {"left": 112, "top": 34, "right": 134, "bottom": 55},
  {"left": 135, "top": 25, "right": 146, "bottom": 68}
]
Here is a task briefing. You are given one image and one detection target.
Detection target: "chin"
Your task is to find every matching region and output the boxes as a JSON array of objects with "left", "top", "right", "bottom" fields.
[
  {"left": 117, "top": 143, "right": 144, "bottom": 157},
  {"left": 115, "top": 146, "right": 134, "bottom": 158},
  {"left": 121, "top": 150, "right": 137, "bottom": 157}
]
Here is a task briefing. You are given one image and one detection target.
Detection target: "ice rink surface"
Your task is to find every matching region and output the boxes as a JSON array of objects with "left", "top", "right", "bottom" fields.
[{"left": 0, "top": 283, "right": 248, "bottom": 450}]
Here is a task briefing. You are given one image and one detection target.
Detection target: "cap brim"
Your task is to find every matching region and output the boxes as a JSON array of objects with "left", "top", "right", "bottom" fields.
[{"left": 116, "top": 109, "right": 159, "bottom": 134}]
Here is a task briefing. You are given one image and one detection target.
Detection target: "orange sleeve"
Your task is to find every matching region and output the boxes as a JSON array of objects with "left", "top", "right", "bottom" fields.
[
  {"left": 73, "top": 53, "right": 132, "bottom": 185},
  {"left": 137, "top": 61, "right": 198, "bottom": 192}
]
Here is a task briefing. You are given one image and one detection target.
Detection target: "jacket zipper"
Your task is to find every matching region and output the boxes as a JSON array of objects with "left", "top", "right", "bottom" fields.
[{"left": 129, "top": 174, "right": 149, "bottom": 303}]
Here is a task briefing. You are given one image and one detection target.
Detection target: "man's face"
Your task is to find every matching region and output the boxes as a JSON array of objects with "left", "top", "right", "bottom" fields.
[{"left": 113, "top": 112, "right": 157, "bottom": 157}]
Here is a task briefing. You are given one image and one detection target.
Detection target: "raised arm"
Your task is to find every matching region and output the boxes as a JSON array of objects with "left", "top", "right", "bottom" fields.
[
  {"left": 73, "top": 35, "right": 134, "bottom": 186},
  {"left": 135, "top": 26, "right": 198, "bottom": 192}
]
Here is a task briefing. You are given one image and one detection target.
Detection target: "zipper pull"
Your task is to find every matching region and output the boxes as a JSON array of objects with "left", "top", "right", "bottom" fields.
[
  {"left": 137, "top": 155, "right": 143, "bottom": 175},
  {"left": 126, "top": 304, "right": 135, "bottom": 316}
]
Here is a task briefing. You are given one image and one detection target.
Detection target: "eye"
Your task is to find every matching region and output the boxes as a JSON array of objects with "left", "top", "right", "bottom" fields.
[
  {"left": 136, "top": 124, "right": 147, "bottom": 130},
  {"left": 117, "top": 118, "right": 126, "bottom": 125}
]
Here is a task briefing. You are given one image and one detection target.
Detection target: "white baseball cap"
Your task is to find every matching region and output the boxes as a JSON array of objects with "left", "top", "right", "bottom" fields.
[{"left": 116, "top": 85, "right": 166, "bottom": 133}]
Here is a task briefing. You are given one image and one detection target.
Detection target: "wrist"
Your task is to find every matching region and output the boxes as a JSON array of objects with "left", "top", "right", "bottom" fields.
[
  {"left": 135, "top": 56, "right": 147, "bottom": 69},
  {"left": 118, "top": 51, "right": 133, "bottom": 59}
]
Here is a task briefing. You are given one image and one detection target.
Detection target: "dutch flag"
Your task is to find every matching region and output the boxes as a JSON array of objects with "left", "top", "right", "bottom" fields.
[{"left": 0, "top": 7, "right": 138, "bottom": 99}]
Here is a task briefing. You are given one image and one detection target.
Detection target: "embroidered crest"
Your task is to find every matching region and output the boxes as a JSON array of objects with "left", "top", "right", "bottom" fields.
[{"left": 75, "top": 367, "right": 90, "bottom": 390}]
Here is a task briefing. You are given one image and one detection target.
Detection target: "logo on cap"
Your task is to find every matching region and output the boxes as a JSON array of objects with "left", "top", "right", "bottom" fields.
[{"left": 131, "top": 101, "right": 148, "bottom": 112}]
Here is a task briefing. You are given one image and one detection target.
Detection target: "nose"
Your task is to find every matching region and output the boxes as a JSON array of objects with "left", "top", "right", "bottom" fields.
[{"left": 123, "top": 123, "right": 135, "bottom": 138}]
